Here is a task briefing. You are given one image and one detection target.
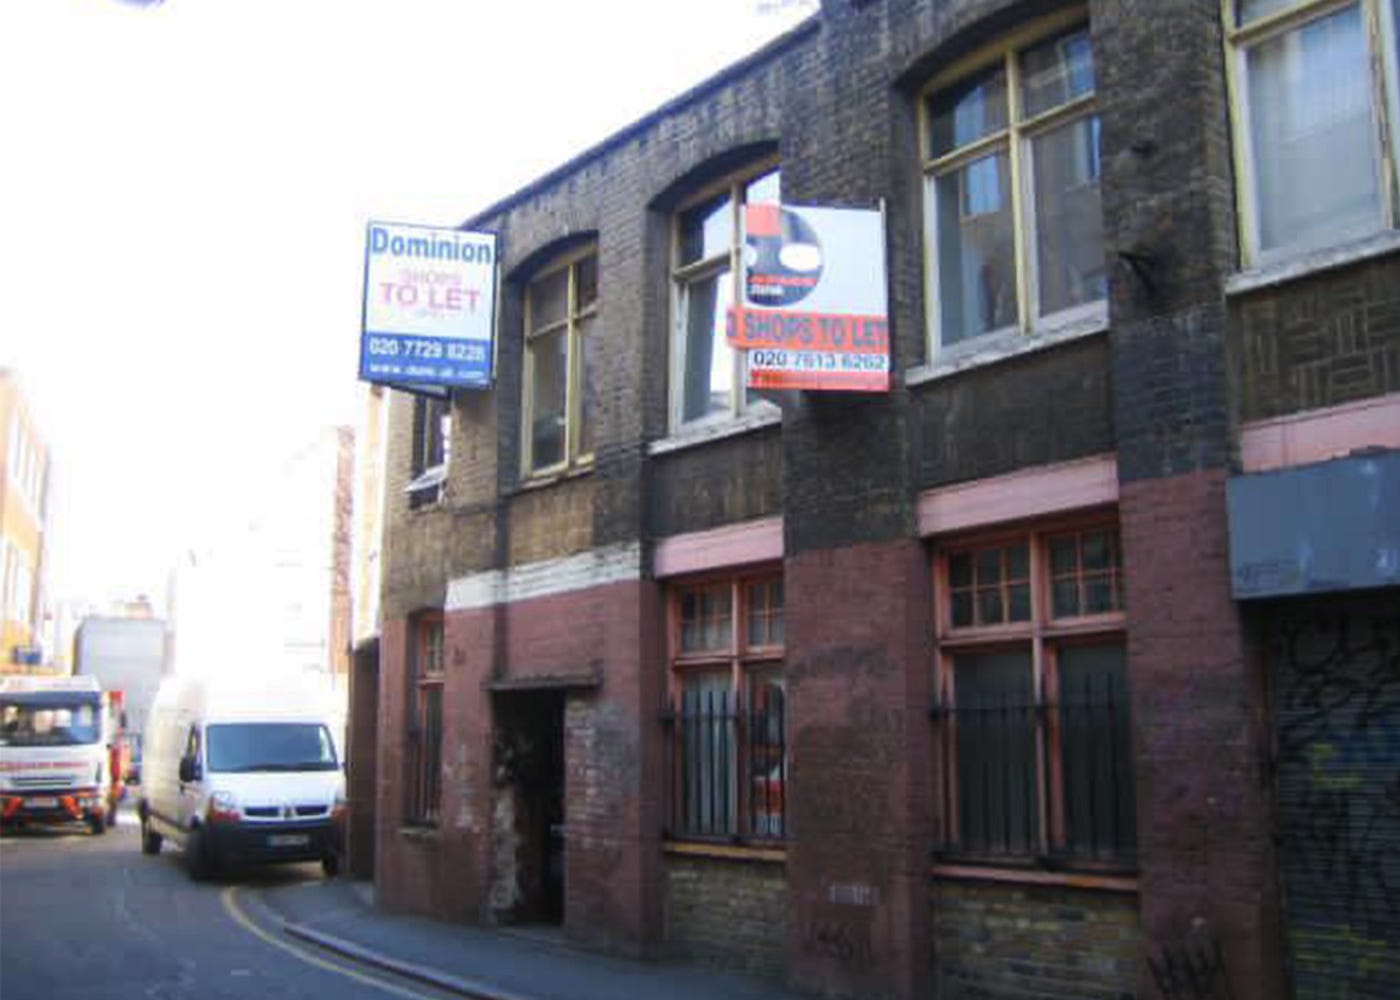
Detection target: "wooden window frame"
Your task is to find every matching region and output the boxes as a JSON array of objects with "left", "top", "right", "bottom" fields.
[
  {"left": 522, "top": 246, "right": 598, "bottom": 478},
  {"left": 665, "top": 569, "right": 786, "bottom": 844},
  {"left": 932, "top": 515, "right": 1134, "bottom": 871},
  {"left": 668, "top": 159, "right": 780, "bottom": 432},
  {"left": 918, "top": 7, "right": 1106, "bottom": 355},
  {"left": 1222, "top": 0, "right": 1400, "bottom": 266},
  {"left": 406, "top": 611, "right": 445, "bottom": 826}
]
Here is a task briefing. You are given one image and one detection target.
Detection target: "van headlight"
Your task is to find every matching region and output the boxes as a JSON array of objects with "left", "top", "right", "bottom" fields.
[
  {"left": 332, "top": 787, "right": 348, "bottom": 822},
  {"left": 207, "top": 791, "right": 240, "bottom": 823}
]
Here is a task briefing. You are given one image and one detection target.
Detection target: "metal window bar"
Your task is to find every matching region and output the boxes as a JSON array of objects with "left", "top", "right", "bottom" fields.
[
  {"left": 663, "top": 688, "right": 788, "bottom": 841},
  {"left": 407, "top": 688, "right": 443, "bottom": 824},
  {"left": 935, "top": 683, "right": 1135, "bottom": 864}
]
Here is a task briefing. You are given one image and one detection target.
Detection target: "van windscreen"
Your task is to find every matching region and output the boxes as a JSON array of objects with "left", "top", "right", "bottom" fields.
[{"left": 205, "top": 723, "right": 338, "bottom": 772}]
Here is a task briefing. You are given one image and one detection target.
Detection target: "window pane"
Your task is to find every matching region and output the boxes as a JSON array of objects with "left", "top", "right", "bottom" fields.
[
  {"left": 747, "top": 580, "right": 784, "bottom": 647},
  {"left": 680, "top": 269, "right": 736, "bottom": 423},
  {"left": 1246, "top": 6, "right": 1383, "bottom": 255},
  {"left": 954, "top": 651, "right": 1037, "bottom": 855},
  {"left": 680, "top": 584, "right": 732, "bottom": 653},
  {"left": 974, "top": 547, "right": 1003, "bottom": 584},
  {"left": 1008, "top": 583, "right": 1031, "bottom": 621},
  {"left": 951, "top": 591, "right": 974, "bottom": 628},
  {"left": 744, "top": 169, "right": 781, "bottom": 205},
  {"left": 934, "top": 152, "right": 1017, "bottom": 345},
  {"left": 679, "top": 673, "right": 737, "bottom": 836},
  {"left": 977, "top": 587, "right": 1004, "bottom": 624},
  {"left": 1021, "top": 29, "right": 1096, "bottom": 117},
  {"left": 1238, "top": 0, "right": 1300, "bottom": 25},
  {"left": 949, "top": 552, "right": 973, "bottom": 588},
  {"left": 747, "top": 670, "right": 786, "bottom": 838},
  {"left": 679, "top": 191, "right": 733, "bottom": 266},
  {"left": 529, "top": 268, "right": 569, "bottom": 331},
  {"left": 1052, "top": 579, "right": 1081, "bottom": 618},
  {"left": 1058, "top": 644, "right": 1135, "bottom": 859},
  {"left": 928, "top": 67, "right": 1008, "bottom": 157},
  {"left": 1031, "top": 114, "right": 1105, "bottom": 317},
  {"left": 529, "top": 328, "right": 567, "bottom": 470},
  {"left": 577, "top": 313, "right": 597, "bottom": 457},
  {"left": 575, "top": 255, "right": 598, "bottom": 311}
]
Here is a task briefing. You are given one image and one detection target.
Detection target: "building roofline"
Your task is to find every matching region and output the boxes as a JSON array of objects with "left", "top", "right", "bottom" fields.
[{"left": 458, "top": 14, "right": 821, "bottom": 231}]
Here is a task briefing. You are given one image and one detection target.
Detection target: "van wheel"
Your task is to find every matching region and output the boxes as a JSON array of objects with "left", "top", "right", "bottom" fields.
[
  {"left": 140, "top": 814, "right": 163, "bottom": 855},
  {"left": 321, "top": 852, "right": 341, "bottom": 878},
  {"left": 88, "top": 814, "right": 107, "bottom": 836},
  {"left": 185, "top": 827, "right": 214, "bottom": 881}
]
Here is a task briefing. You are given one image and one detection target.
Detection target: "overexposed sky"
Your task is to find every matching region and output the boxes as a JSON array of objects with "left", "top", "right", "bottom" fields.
[{"left": 0, "top": 0, "right": 814, "bottom": 609}]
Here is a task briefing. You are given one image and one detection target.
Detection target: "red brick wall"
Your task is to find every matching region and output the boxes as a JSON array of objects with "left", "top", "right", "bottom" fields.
[
  {"left": 785, "top": 539, "right": 934, "bottom": 999},
  {"left": 1119, "top": 470, "right": 1285, "bottom": 1000},
  {"left": 373, "top": 579, "right": 664, "bottom": 956}
]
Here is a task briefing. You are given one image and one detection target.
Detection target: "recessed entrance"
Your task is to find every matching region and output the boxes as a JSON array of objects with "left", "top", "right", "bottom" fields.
[{"left": 491, "top": 689, "right": 565, "bottom": 925}]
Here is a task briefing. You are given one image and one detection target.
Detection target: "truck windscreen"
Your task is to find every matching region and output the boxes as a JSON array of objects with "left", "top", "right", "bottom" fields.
[
  {"left": 205, "top": 723, "right": 339, "bottom": 773},
  {"left": 0, "top": 699, "right": 102, "bottom": 747}
]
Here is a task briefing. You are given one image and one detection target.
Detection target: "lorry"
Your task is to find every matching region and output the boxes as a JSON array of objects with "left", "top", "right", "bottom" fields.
[
  {"left": 0, "top": 675, "right": 129, "bottom": 834},
  {"left": 138, "top": 674, "right": 345, "bottom": 880}
]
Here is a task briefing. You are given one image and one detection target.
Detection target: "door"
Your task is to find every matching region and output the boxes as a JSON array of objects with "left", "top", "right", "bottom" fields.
[
  {"left": 491, "top": 691, "right": 565, "bottom": 924},
  {"left": 1269, "top": 594, "right": 1400, "bottom": 997}
]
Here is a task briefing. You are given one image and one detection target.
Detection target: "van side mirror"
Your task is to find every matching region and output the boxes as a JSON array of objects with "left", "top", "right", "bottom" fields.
[{"left": 178, "top": 756, "right": 201, "bottom": 783}]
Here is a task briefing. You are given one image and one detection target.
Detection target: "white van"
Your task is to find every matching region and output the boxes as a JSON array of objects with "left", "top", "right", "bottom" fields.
[{"left": 137, "top": 675, "right": 345, "bottom": 880}]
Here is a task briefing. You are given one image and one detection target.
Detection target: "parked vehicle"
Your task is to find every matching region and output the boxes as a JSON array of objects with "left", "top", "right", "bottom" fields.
[
  {"left": 137, "top": 675, "right": 345, "bottom": 880},
  {"left": 0, "top": 675, "right": 127, "bottom": 834}
]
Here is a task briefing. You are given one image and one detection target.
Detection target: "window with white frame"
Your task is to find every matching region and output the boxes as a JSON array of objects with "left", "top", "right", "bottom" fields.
[
  {"left": 1227, "top": 0, "right": 1400, "bottom": 265},
  {"left": 523, "top": 248, "right": 597, "bottom": 475},
  {"left": 932, "top": 519, "right": 1136, "bottom": 867},
  {"left": 921, "top": 15, "right": 1106, "bottom": 353},
  {"left": 670, "top": 165, "right": 781, "bottom": 430}
]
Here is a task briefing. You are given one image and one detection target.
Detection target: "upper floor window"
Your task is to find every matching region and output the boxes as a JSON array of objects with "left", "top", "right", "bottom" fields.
[
  {"left": 670, "top": 164, "right": 781, "bottom": 431},
  {"left": 921, "top": 19, "right": 1106, "bottom": 354},
  {"left": 523, "top": 248, "right": 597, "bottom": 475},
  {"left": 407, "top": 394, "right": 448, "bottom": 510},
  {"left": 1227, "top": 0, "right": 1400, "bottom": 265}
]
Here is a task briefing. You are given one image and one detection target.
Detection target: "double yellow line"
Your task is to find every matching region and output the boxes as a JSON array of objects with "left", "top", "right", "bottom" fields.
[{"left": 222, "top": 886, "right": 439, "bottom": 1000}]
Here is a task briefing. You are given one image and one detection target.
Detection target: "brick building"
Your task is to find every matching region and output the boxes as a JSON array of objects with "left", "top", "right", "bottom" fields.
[{"left": 366, "top": 2, "right": 1400, "bottom": 997}]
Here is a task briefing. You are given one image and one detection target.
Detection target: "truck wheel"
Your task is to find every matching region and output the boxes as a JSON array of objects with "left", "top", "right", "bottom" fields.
[
  {"left": 88, "top": 813, "right": 107, "bottom": 836},
  {"left": 185, "top": 826, "right": 214, "bottom": 881},
  {"left": 140, "top": 814, "right": 163, "bottom": 855}
]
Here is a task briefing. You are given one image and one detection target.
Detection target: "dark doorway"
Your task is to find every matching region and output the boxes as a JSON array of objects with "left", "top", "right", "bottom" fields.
[{"left": 492, "top": 690, "right": 565, "bottom": 925}]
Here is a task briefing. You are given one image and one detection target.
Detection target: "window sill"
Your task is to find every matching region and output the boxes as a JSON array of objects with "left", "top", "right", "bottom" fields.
[
  {"left": 512, "top": 461, "right": 595, "bottom": 495},
  {"left": 648, "top": 404, "right": 782, "bottom": 456},
  {"left": 1226, "top": 229, "right": 1400, "bottom": 297},
  {"left": 906, "top": 308, "right": 1109, "bottom": 388},
  {"left": 398, "top": 824, "right": 441, "bottom": 843},
  {"left": 664, "top": 839, "right": 786, "bottom": 864},
  {"left": 930, "top": 862, "right": 1137, "bottom": 893}
]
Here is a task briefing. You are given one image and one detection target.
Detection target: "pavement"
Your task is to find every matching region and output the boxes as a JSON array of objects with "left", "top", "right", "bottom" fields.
[{"left": 247, "top": 877, "right": 813, "bottom": 1000}]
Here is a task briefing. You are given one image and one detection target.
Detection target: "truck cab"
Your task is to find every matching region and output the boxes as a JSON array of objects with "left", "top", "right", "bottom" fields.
[{"left": 0, "top": 676, "right": 121, "bottom": 834}]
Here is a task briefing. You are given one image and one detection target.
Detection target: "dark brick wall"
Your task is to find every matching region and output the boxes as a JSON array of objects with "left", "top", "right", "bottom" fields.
[
  {"left": 663, "top": 856, "right": 790, "bottom": 982},
  {"left": 648, "top": 430, "right": 783, "bottom": 539},
  {"left": 912, "top": 334, "right": 1115, "bottom": 490},
  {"left": 1232, "top": 254, "right": 1400, "bottom": 423},
  {"left": 931, "top": 882, "right": 1141, "bottom": 999}
]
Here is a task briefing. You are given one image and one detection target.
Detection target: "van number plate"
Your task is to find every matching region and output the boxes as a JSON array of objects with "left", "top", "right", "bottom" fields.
[
  {"left": 268, "top": 834, "right": 310, "bottom": 848},
  {"left": 26, "top": 797, "right": 59, "bottom": 809}
]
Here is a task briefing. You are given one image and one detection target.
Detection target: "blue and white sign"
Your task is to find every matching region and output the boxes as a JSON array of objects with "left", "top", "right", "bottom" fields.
[{"left": 360, "top": 222, "right": 498, "bottom": 389}]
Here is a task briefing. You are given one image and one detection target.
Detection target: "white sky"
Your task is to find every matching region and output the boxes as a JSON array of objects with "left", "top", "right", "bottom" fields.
[{"left": 0, "top": 0, "right": 813, "bottom": 611}]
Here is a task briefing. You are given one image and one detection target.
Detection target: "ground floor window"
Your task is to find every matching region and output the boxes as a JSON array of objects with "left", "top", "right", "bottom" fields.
[
  {"left": 664, "top": 573, "right": 786, "bottom": 842},
  {"left": 406, "top": 612, "right": 444, "bottom": 825},
  {"left": 932, "top": 519, "right": 1136, "bottom": 867}
]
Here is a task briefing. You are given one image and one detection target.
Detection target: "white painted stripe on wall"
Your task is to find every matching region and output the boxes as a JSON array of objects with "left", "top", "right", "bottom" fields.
[{"left": 445, "top": 542, "right": 642, "bottom": 611}]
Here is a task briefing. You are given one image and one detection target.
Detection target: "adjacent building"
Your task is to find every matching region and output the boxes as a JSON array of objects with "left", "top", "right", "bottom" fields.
[
  {"left": 365, "top": 2, "right": 1400, "bottom": 998},
  {"left": 0, "top": 370, "right": 53, "bottom": 671}
]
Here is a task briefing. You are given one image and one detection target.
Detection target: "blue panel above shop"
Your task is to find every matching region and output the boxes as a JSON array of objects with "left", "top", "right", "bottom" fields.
[{"left": 1227, "top": 450, "right": 1400, "bottom": 599}]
